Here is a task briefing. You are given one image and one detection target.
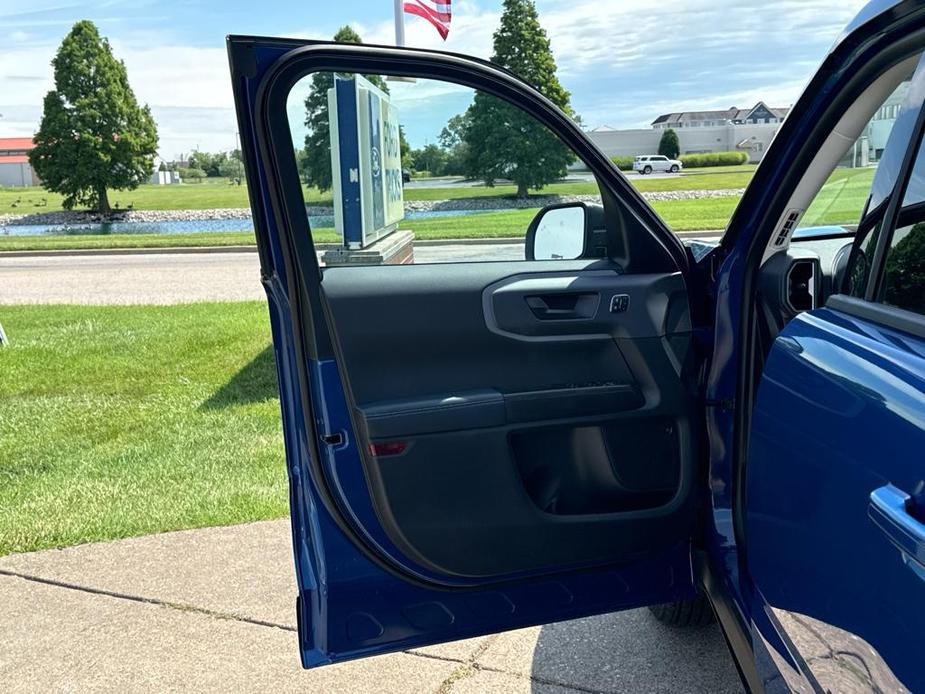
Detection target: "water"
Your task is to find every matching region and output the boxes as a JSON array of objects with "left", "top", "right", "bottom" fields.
[{"left": 0, "top": 208, "right": 508, "bottom": 237}]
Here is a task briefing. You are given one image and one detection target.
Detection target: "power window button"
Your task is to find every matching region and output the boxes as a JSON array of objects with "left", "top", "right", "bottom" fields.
[{"left": 609, "top": 294, "right": 630, "bottom": 313}]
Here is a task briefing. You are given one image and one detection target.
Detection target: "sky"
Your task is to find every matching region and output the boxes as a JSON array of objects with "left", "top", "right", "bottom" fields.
[{"left": 0, "top": 0, "right": 871, "bottom": 158}]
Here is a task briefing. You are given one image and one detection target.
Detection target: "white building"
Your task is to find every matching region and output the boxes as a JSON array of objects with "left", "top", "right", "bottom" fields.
[
  {"left": 588, "top": 90, "right": 908, "bottom": 167},
  {"left": 0, "top": 137, "right": 38, "bottom": 187},
  {"left": 588, "top": 102, "right": 790, "bottom": 164}
]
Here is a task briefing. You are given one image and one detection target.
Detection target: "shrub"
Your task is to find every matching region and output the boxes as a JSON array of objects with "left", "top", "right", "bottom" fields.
[
  {"left": 658, "top": 128, "right": 680, "bottom": 159},
  {"left": 178, "top": 167, "right": 207, "bottom": 182},
  {"left": 679, "top": 151, "right": 749, "bottom": 168},
  {"left": 610, "top": 156, "right": 634, "bottom": 171}
]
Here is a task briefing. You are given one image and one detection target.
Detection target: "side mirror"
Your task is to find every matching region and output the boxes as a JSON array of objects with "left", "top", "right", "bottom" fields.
[{"left": 525, "top": 202, "right": 605, "bottom": 261}]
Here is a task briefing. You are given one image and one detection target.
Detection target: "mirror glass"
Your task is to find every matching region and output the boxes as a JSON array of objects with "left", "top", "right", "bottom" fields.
[{"left": 532, "top": 206, "right": 586, "bottom": 260}]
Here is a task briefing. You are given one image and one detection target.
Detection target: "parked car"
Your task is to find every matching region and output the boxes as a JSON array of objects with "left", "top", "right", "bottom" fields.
[
  {"left": 229, "top": 1, "right": 925, "bottom": 690},
  {"left": 633, "top": 154, "right": 681, "bottom": 174},
  {"left": 402, "top": 168, "right": 411, "bottom": 183}
]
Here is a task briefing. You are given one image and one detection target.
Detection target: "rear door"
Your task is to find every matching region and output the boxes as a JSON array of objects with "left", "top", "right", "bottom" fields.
[
  {"left": 229, "top": 38, "right": 708, "bottom": 666},
  {"left": 746, "top": 54, "right": 925, "bottom": 692}
]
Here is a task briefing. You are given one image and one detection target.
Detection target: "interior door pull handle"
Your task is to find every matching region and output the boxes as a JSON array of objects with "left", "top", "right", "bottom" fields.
[
  {"left": 525, "top": 293, "right": 597, "bottom": 320},
  {"left": 869, "top": 484, "right": 925, "bottom": 581}
]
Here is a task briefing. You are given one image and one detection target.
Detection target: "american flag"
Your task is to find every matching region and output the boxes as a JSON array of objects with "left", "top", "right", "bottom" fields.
[{"left": 402, "top": 0, "right": 452, "bottom": 40}]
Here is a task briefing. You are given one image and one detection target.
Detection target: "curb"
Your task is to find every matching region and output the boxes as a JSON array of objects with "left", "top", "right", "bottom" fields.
[{"left": 0, "top": 231, "right": 723, "bottom": 259}]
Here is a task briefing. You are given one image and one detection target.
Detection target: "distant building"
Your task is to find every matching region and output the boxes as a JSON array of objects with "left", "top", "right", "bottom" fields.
[
  {"left": 651, "top": 102, "right": 790, "bottom": 130},
  {"left": 588, "top": 91, "right": 906, "bottom": 166},
  {"left": 0, "top": 137, "right": 39, "bottom": 187},
  {"left": 149, "top": 155, "right": 182, "bottom": 185},
  {"left": 587, "top": 101, "right": 791, "bottom": 164}
]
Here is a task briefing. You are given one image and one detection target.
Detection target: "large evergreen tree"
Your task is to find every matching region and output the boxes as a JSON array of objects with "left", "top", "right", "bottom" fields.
[
  {"left": 658, "top": 128, "right": 680, "bottom": 159},
  {"left": 30, "top": 21, "right": 158, "bottom": 214},
  {"left": 463, "top": 0, "right": 574, "bottom": 197},
  {"left": 301, "top": 26, "right": 388, "bottom": 192}
]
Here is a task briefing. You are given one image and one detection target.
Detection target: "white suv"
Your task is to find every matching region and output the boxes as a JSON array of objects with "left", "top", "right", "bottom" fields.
[{"left": 633, "top": 155, "right": 682, "bottom": 174}]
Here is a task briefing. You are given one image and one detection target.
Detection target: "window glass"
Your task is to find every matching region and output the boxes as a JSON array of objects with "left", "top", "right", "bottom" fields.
[
  {"left": 799, "top": 79, "right": 911, "bottom": 233},
  {"left": 882, "top": 220, "right": 925, "bottom": 315},
  {"left": 286, "top": 71, "right": 600, "bottom": 266},
  {"left": 847, "top": 218, "right": 884, "bottom": 297}
]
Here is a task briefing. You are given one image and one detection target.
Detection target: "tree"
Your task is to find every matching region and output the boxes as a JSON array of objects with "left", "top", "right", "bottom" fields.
[
  {"left": 399, "top": 125, "right": 413, "bottom": 171},
  {"left": 658, "top": 128, "right": 680, "bottom": 159},
  {"left": 301, "top": 26, "right": 388, "bottom": 192},
  {"left": 30, "top": 21, "right": 158, "bottom": 214},
  {"left": 410, "top": 144, "right": 447, "bottom": 176},
  {"left": 218, "top": 156, "right": 245, "bottom": 185},
  {"left": 884, "top": 222, "right": 925, "bottom": 314},
  {"left": 438, "top": 113, "right": 471, "bottom": 176},
  {"left": 462, "top": 0, "right": 574, "bottom": 197},
  {"left": 188, "top": 151, "right": 228, "bottom": 177}
]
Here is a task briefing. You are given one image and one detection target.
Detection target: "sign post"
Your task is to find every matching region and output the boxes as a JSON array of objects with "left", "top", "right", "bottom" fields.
[{"left": 323, "top": 75, "right": 413, "bottom": 265}]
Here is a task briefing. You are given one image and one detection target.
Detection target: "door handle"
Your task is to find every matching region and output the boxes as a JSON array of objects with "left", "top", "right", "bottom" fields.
[
  {"left": 525, "top": 293, "right": 598, "bottom": 320},
  {"left": 869, "top": 484, "right": 925, "bottom": 581}
]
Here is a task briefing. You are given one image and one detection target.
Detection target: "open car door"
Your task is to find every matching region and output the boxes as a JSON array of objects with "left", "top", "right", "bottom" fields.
[{"left": 228, "top": 37, "right": 709, "bottom": 667}]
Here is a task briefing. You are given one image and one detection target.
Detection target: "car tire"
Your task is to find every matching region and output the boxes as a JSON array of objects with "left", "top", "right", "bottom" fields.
[
  {"left": 648, "top": 595, "right": 715, "bottom": 627},
  {"left": 643, "top": 165, "right": 652, "bottom": 175},
  {"left": 670, "top": 165, "right": 680, "bottom": 173}
]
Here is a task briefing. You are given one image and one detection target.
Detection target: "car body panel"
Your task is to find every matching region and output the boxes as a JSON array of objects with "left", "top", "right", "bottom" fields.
[
  {"left": 229, "top": 0, "right": 925, "bottom": 683},
  {"left": 229, "top": 37, "right": 702, "bottom": 667},
  {"left": 746, "top": 305, "right": 925, "bottom": 692}
]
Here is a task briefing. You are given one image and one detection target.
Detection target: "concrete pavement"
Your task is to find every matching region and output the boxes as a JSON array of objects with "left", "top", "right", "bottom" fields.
[{"left": 0, "top": 520, "right": 742, "bottom": 693}]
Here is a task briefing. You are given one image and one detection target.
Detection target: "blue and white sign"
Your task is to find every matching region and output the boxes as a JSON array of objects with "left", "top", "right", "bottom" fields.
[{"left": 329, "top": 75, "right": 405, "bottom": 249}]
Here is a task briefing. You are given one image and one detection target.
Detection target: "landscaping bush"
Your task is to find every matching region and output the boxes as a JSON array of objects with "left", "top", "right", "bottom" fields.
[
  {"left": 679, "top": 151, "right": 749, "bottom": 168},
  {"left": 610, "top": 156, "right": 634, "bottom": 171},
  {"left": 178, "top": 167, "right": 207, "bottom": 182}
]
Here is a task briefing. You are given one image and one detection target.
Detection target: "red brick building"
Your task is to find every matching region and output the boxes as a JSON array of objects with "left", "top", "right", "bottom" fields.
[{"left": 0, "top": 137, "right": 39, "bottom": 187}]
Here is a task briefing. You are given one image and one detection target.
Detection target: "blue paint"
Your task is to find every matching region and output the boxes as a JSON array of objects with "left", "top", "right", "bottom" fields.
[
  {"left": 746, "top": 308, "right": 925, "bottom": 690},
  {"left": 233, "top": 0, "right": 925, "bottom": 683},
  {"left": 335, "top": 77, "right": 363, "bottom": 248}
]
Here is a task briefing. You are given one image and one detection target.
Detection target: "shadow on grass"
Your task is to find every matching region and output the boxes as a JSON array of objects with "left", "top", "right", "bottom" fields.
[{"left": 201, "top": 345, "right": 279, "bottom": 409}]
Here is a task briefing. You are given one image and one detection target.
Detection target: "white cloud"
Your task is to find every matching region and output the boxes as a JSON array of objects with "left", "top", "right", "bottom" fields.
[{"left": 0, "top": 0, "right": 876, "bottom": 153}]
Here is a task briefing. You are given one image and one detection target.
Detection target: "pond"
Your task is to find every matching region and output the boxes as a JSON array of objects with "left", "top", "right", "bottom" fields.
[{"left": 0, "top": 208, "right": 508, "bottom": 237}]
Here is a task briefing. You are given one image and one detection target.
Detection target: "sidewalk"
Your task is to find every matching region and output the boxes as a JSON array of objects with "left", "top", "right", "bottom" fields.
[{"left": 0, "top": 520, "right": 742, "bottom": 693}]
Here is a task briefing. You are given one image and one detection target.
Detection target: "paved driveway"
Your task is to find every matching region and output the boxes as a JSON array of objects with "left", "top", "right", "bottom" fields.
[{"left": 0, "top": 520, "right": 742, "bottom": 693}]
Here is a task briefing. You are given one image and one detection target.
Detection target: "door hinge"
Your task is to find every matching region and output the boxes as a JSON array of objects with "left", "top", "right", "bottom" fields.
[{"left": 705, "top": 398, "right": 735, "bottom": 411}]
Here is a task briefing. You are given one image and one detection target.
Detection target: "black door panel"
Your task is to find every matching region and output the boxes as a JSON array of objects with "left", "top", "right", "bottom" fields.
[{"left": 322, "top": 260, "right": 698, "bottom": 578}]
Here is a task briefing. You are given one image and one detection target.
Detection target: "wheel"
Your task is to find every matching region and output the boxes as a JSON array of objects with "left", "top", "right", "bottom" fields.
[
  {"left": 648, "top": 595, "right": 715, "bottom": 627},
  {"left": 643, "top": 165, "right": 652, "bottom": 175},
  {"left": 670, "top": 165, "right": 680, "bottom": 173}
]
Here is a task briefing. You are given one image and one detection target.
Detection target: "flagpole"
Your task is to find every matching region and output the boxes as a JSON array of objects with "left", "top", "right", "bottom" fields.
[{"left": 394, "top": 0, "right": 406, "bottom": 46}]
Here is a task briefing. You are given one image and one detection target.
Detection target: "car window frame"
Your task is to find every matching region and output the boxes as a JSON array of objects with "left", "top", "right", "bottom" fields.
[
  {"left": 252, "top": 43, "right": 690, "bottom": 278},
  {"left": 837, "top": 80, "right": 925, "bottom": 337}
]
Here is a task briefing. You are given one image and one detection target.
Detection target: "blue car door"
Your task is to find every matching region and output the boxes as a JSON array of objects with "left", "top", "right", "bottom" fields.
[
  {"left": 745, "top": 50, "right": 925, "bottom": 692},
  {"left": 228, "top": 39, "right": 708, "bottom": 666}
]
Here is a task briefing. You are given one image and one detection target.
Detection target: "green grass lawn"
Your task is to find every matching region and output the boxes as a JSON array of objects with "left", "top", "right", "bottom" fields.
[
  {"left": 0, "top": 303, "right": 288, "bottom": 556},
  {"left": 800, "top": 166, "right": 875, "bottom": 227},
  {"left": 0, "top": 198, "right": 735, "bottom": 252},
  {"left": 1, "top": 168, "right": 756, "bottom": 217}
]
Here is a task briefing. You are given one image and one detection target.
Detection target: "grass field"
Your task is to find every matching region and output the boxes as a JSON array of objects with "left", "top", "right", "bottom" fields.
[
  {"left": 0, "top": 303, "right": 287, "bottom": 556},
  {"left": 0, "top": 197, "right": 737, "bottom": 251},
  {"left": 2, "top": 163, "right": 876, "bottom": 253},
  {"left": 0, "top": 168, "right": 756, "bottom": 216}
]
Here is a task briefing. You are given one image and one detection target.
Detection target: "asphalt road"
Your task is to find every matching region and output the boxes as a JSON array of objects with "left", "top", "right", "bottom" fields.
[
  {"left": 0, "top": 244, "right": 523, "bottom": 304},
  {"left": 0, "top": 236, "right": 722, "bottom": 305}
]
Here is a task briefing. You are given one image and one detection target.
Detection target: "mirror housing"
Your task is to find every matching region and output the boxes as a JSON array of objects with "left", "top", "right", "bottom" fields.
[{"left": 525, "top": 202, "right": 607, "bottom": 261}]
